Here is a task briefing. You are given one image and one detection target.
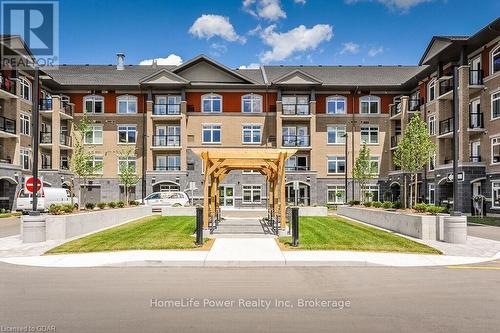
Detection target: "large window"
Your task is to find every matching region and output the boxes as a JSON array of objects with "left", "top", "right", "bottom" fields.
[
  {"left": 117, "top": 95, "right": 137, "bottom": 114},
  {"left": 282, "top": 95, "right": 309, "bottom": 115},
  {"left": 492, "top": 45, "right": 500, "bottom": 75},
  {"left": 428, "top": 115, "right": 436, "bottom": 136},
  {"left": 242, "top": 185, "right": 262, "bottom": 204},
  {"left": 117, "top": 125, "right": 136, "bottom": 144},
  {"left": 327, "top": 156, "right": 346, "bottom": 174},
  {"left": 492, "top": 136, "right": 500, "bottom": 164},
  {"left": 84, "top": 95, "right": 104, "bottom": 113},
  {"left": 428, "top": 183, "right": 435, "bottom": 204},
  {"left": 361, "top": 184, "right": 380, "bottom": 202},
  {"left": 118, "top": 155, "right": 136, "bottom": 174},
  {"left": 492, "top": 181, "right": 500, "bottom": 208},
  {"left": 360, "top": 125, "right": 379, "bottom": 144},
  {"left": 202, "top": 94, "right": 222, "bottom": 113},
  {"left": 327, "top": 185, "right": 345, "bottom": 204},
  {"left": 202, "top": 124, "right": 221, "bottom": 144},
  {"left": 242, "top": 94, "right": 262, "bottom": 113},
  {"left": 327, "top": 125, "right": 346, "bottom": 144},
  {"left": 242, "top": 125, "right": 261, "bottom": 144},
  {"left": 492, "top": 92, "right": 500, "bottom": 120},
  {"left": 88, "top": 156, "right": 103, "bottom": 174},
  {"left": 285, "top": 155, "right": 308, "bottom": 171},
  {"left": 84, "top": 125, "right": 103, "bottom": 144},
  {"left": 326, "top": 96, "right": 347, "bottom": 114},
  {"left": 429, "top": 154, "right": 436, "bottom": 171},
  {"left": 19, "top": 77, "right": 31, "bottom": 101},
  {"left": 155, "top": 155, "right": 180, "bottom": 171},
  {"left": 20, "top": 113, "right": 30, "bottom": 136},
  {"left": 20, "top": 148, "right": 30, "bottom": 170},
  {"left": 359, "top": 96, "right": 380, "bottom": 114},
  {"left": 370, "top": 156, "right": 380, "bottom": 174},
  {"left": 428, "top": 79, "right": 436, "bottom": 102}
]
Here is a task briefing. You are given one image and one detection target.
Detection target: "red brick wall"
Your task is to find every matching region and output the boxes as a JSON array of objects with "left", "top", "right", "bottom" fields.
[
  {"left": 316, "top": 93, "right": 393, "bottom": 114},
  {"left": 186, "top": 92, "right": 277, "bottom": 112},
  {"left": 69, "top": 93, "right": 145, "bottom": 113}
]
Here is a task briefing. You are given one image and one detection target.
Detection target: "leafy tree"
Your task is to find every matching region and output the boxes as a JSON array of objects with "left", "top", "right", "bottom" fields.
[
  {"left": 393, "top": 114, "right": 436, "bottom": 208},
  {"left": 70, "top": 115, "right": 102, "bottom": 208},
  {"left": 117, "top": 148, "right": 139, "bottom": 205},
  {"left": 353, "top": 143, "right": 375, "bottom": 203}
]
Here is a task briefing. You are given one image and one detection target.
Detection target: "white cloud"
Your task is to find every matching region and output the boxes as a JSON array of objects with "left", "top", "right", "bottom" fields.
[
  {"left": 340, "top": 42, "right": 360, "bottom": 54},
  {"left": 294, "top": 0, "right": 306, "bottom": 4},
  {"left": 367, "top": 46, "right": 384, "bottom": 57},
  {"left": 209, "top": 42, "right": 228, "bottom": 57},
  {"left": 139, "top": 54, "right": 183, "bottom": 66},
  {"left": 189, "top": 14, "right": 246, "bottom": 43},
  {"left": 248, "top": 24, "right": 262, "bottom": 36},
  {"left": 345, "top": 0, "right": 433, "bottom": 12},
  {"left": 238, "top": 63, "right": 261, "bottom": 69},
  {"left": 243, "top": 0, "right": 287, "bottom": 21},
  {"left": 259, "top": 24, "right": 333, "bottom": 63}
]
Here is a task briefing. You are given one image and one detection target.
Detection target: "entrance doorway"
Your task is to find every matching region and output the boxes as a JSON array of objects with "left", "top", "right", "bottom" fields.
[
  {"left": 285, "top": 182, "right": 310, "bottom": 206},
  {"left": 219, "top": 185, "right": 235, "bottom": 207}
]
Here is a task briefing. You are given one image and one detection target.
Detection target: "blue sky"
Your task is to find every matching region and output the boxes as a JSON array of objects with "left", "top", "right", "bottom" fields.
[{"left": 58, "top": 0, "right": 499, "bottom": 67}]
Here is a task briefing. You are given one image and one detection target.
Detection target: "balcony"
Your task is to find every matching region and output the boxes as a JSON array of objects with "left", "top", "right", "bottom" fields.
[
  {"left": 61, "top": 101, "right": 74, "bottom": 119},
  {"left": 282, "top": 135, "right": 310, "bottom": 147},
  {"left": 390, "top": 134, "right": 401, "bottom": 149},
  {"left": 469, "top": 69, "right": 484, "bottom": 86},
  {"left": 438, "top": 78, "right": 454, "bottom": 100},
  {"left": 154, "top": 165, "right": 181, "bottom": 171},
  {"left": 439, "top": 118, "right": 454, "bottom": 137},
  {"left": 408, "top": 98, "right": 423, "bottom": 112},
  {"left": 152, "top": 135, "right": 181, "bottom": 148},
  {"left": 282, "top": 104, "right": 310, "bottom": 116},
  {"left": 41, "top": 162, "right": 52, "bottom": 170},
  {"left": 40, "top": 131, "right": 52, "bottom": 144},
  {"left": 390, "top": 103, "right": 402, "bottom": 119},
  {"left": 469, "top": 112, "right": 484, "bottom": 130},
  {"left": 153, "top": 104, "right": 181, "bottom": 116},
  {"left": 0, "top": 115, "right": 16, "bottom": 137},
  {"left": 39, "top": 99, "right": 53, "bottom": 111},
  {"left": 285, "top": 166, "right": 310, "bottom": 172},
  {"left": 470, "top": 155, "right": 482, "bottom": 163},
  {"left": 60, "top": 133, "right": 72, "bottom": 148},
  {"left": 0, "top": 75, "right": 16, "bottom": 98}
]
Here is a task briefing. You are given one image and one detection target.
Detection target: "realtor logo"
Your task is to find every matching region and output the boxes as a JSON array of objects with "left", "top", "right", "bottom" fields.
[{"left": 1, "top": 0, "right": 59, "bottom": 68}]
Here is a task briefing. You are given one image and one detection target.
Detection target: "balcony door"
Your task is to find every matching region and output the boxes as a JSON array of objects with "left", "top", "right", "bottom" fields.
[
  {"left": 470, "top": 99, "right": 481, "bottom": 128},
  {"left": 470, "top": 57, "right": 481, "bottom": 84},
  {"left": 471, "top": 141, "right": 480, "bottom": 162},
  {"left": 219, "top": 185, "right": 234, "bottom": 207}
]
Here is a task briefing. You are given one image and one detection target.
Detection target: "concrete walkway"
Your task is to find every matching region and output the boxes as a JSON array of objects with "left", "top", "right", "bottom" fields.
[
  {"left": 211, "top": 218, "right": 275, "bottom": 237},
  {"left": 0, "top": 217, "right": 21, "bottom": 238},
  {"left": 467, "top": 223, "right": 500, "bottom": 242}
]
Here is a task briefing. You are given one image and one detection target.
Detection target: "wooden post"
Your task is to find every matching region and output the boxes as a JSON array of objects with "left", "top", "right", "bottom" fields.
[
  {"left": 203, "top": 155, "right": 210, "bottom": 229},
  {"left": 279, "top": 154, "right": 286, "bottom": 230}
]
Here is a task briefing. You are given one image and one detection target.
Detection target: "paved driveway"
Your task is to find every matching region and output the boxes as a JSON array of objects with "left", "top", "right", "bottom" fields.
[
  {"left": 0, "top": 217, "right": 20, "bottom": 238},
  {"left": 468, "top": 223, "right": 500, "bottom": 242}
]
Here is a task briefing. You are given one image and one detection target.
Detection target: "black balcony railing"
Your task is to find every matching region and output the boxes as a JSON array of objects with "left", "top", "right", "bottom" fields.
[
  {"left": 469, "top": 112, "right": 483, "bottom": 129},
  {"left": 152, "top": 135, "right": 181, "bottom": 147},
  {"left": 154, "top": 165, "right": 181, "bottom": 171},
  {"left": 60, "top": 133, "right": 72, "bottom": 146},
  {"left": 408, "top": 98, "right": 423, "bottom": 111},
  {"left": 439, "top": 117, "right": 454, "bottom": 135},
  {"left": 39, "top": 99, "right": 53, "bottom": 111},
  {"left": 470, "top": 155, "right": 482, "bottom": 163},
  {"left": 40, "top": 131, "right": 52, "bottom": 144},
  {"left": 285, "top": 166, "right": 310, "bottom": 171},
  {"left": 41, "top": 161, "right": 52, "bottom": 169},
  {"left": 439, "top": 78, "right": 454, "bottom": 96},
  {"left": 0, "top": 75, "right": 16, "bottom": 95},
  {"left": 282, "top": 135, "right": 310, "bottom": 147},
  {"left": 390, "top": 103, "right": 401, "bottom": 117},
  {"left": 0, "top": 115, "right": 16, "bottom": 134},
  {"left": 282, "top": 104, "right": 310, "bottom": 115},
  {"left": 469, "top": 69, "right": 483, "bottom": 86},
  {"left": 61, "top": 101, "right": 74, "bottom": 117},
  {"left": 153, "top": 104, "right": 181, "bottom": 115},
  {"left": 391, "top": 135, "right": 401, "bottom": 148}
]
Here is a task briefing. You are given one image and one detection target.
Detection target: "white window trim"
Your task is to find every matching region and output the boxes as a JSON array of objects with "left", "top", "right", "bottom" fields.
[
  {"left": 428, "top": 183, "right": 436, "bottom": 204},
  {"left": 327, "top": 185, "right": 346, "bottom": 204},
  {"left": 19, "top": 77, "right": 31, "bottom": 101},
  {"left": 116, "top": 95, "right": 138, "bottom": 114},
  {"left": 428, "top": 115, "right": 436, "bottom": 136},
  {"left": 117, "top": 156, "right": 137, "bottom": 175},
  {"left": 492, "top": 181, "right": 500, "bottom": 209},
  {"left": 326, "top": 95, "right": 347, "bottom": 114},
  {"left": 84, "top": 124, "right": 104, "bottom": 145},
  {"left": 359, "top": 95, "right": 380, "bottom": 114},
  {"left": 241, "top": 124, "right": 262, "bottom": 145},
  {"left": 428, "top": 79, "right": 437, "bottom": 102},
  {"left": 490, "top": 44, "right": 500, "bottom": 76},
  {"left": 117, "top": 124, "right": 137, "bottom": 144},
  {"left": 201, "top": 93, "right": 223, "bottom": 113},
  {"left": 83, "top": 95, "right": 104, "bottom": 114},
  {"left": 327, "top": 156, "right": 346, "bottom": 174},
  {"left": 370, "top": 156, "right": 380, "bottom": 175},
  {"left": 242, "top": 184, "right": 262, "bottom": 204},
  {"left": 491, "top": 136, "right": 500, "bottom": 165},
  {"left": 492, "top": 91, "right": 500, "bottom": 121},
  {"left": 20, "top": 147, "right": 31, "bottom": 170},
  {"left": 360, "top": 125, "right": 379, "bottom": 145},
  {"left": 361, "top": 184, "right": 380, "bottom": 202},
  {"left": 20, "top": 113, "right": 30, "bottom": 136},
  {"left": 241, "top": 94, "right": 263, "bottom": 113},
  {"left": 202, "top": 124, "right": 222, "bottom": 144},
  {"left": 327, "top": 125, "right": 347, "bottom": 145},
  {"left": 91, "top": 155, "right": 104, "bottom": 175}
]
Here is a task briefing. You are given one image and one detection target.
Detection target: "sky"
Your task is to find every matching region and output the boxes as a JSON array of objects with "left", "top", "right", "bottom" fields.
[{"left": 58, "top": 0, "right": 500, "bottom": 68}]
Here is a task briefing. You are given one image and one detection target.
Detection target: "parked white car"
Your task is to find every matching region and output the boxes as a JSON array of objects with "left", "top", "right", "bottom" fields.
[
  {"left": 16, "top": 187, "right": 79, "bottom": 212},
  {"left": 137, "top": 192, "right": 190, "bottom": 208}
]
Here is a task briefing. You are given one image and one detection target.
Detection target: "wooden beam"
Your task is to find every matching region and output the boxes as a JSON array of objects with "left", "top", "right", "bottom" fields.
[{"left": 203, "top": 155, "right": 210, "bottom": 229}]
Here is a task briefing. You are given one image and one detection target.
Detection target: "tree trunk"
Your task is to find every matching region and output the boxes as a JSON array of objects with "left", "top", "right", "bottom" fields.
[
  {"left": 125, "top": 186, "right": 129, "bottom": 206},
  {"left": 403, "top": 174, "right": 407, "bottom": 209},
  {"left": 414, "top": 173, "right": 418, "bottom": 207}
]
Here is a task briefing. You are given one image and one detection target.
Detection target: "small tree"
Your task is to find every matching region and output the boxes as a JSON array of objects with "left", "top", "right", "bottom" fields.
[
  {"left": 393, "top": 114, "right": 436, "bottom": 208},
  {"left": 353, "top": 143, "right": 375, "bottom": 203},
  {"left": 70, "top": 115, "right": 101, "bottom": 208},
  {"left": 117, "top": 148, "right": 139, "bottom": 205}
]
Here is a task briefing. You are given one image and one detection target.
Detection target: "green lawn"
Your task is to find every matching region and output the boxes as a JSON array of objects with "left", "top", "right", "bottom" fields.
[
  {"left": 279, "top": 216, "right": 441, "bottom": 254},
  {"left": 468, "top": 216, "right": 500, "bottom": 227},
  {"left": 47, "top": 216, "right": 206, "bottom": 254},
  {"left": 0, "top": 212, "right": 22, "bottom": 219}
]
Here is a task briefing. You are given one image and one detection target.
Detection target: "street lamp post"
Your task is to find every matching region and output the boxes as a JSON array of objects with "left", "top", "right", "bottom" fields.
[
  {"left": 342, "top": 133, "right": 348, "bottom": 203},
  {"left": 30, "top": 67, "right": 40, "bottom": 216}
]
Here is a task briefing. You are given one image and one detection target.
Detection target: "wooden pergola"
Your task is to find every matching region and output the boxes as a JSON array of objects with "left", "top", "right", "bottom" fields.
[{"left": 192, "top": 148, "right": 297, "bottom": 230}]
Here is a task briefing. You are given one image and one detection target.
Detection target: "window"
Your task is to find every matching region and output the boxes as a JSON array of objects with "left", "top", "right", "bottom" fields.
[
  {"left": 327, "top": 125, "right": 346, "bottom": 144},
  {"left": 242, "top": 94, "right": 262, "bottom": 113},
  {"left": 20, "top": 148, "right": 30, "bottom": 170},
  {"left": 429, "top": 154, "right": 436, "bottom": 171},
  {"left": 360, "top": 125, "right": 379, "bottom": 144},
  {"left": 491, "top": 137, "right": 500, "bottom": 164},
  {"left": 428, "top": 115, "right": 436, "bottom": 136},
  {"left": 84, "top": 125, "right": 103, "bottom": 144},
  {"left": 117, "top": 95, "right": 137, "bottom": 114},
  {"left": 361, "top": 184, "right": 379, "bottom": 202},
  {"left": 202, "top": 94, "right": 222, "bottom": 113},
  {"left": 19, "top": 77, "right": 31, "bottom": 101},
  {"left": 327, "top": 156, "right": 346, "bottom": 174},
  {"left": 428, "top": 79, "right": 436, "bottom": 102},
  {"left": 118, "top": 156, "right": 136, "bottom": 174},
  {"left": 242, "top": 125, "right": 261, "bottom": 144},
  {"left": 492, "top": 92, "right": 500, "bottom": 120},
  {"left": 88, "top": 156, "right": 103, "bottom": 174},
  {"left": 428, "top": 183, "right": 435, "bottom": 204},
  {"left": 117, "top": 125, "right": 136, "bottom": 144},
  {"left": 84, "top": 95, "right": 104, "bottom": 113},
  {"left": 326, "top": 96, "right": 347, "bottom": 114},
  {"left": 359, "top": 96, "right": 380, "bottom": 114},
  {"left": 242, "top": 185, "right": 261, "bottom": 204},
  {"left": 20, "top": 113, "right": 30, "bottom": 136},
  {"left": 156, "top": 155, "right": 180, "bottom": 171},
  {"left": 492, "top": 45, "right": 500, "bottom": 75},
  {"left": 370, "top": 156, "right": 380, "bottom": 174},
  {"left": 282, "top": 95, "right": 309, "bottom": 115},
  {"left": 155, "top": 95, "right": 181, "bottom": 115},
  {"left": 60, "top": 155, "right": 69, "bottom": 170},
  {"left": 327, "top": 185, "right": 345, "bottom": 204},
  {"left": 202, "top": 124, "right": 221, "bottom": 144},
  {"left": 492, "top": 181, "right": 500, "bottom": 208},
  {"left": 285, "top": 155, "right": 308, "bottom": 171}
]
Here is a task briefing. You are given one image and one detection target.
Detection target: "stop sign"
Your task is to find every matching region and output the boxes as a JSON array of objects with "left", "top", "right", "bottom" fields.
[{"left": 25, "top": 177, "right": 42, "bottom": 193}]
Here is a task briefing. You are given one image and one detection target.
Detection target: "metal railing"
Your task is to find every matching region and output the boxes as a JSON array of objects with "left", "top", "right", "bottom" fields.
[
  {"left": 153, "top": 104, "right": 181, "bottom": 115},
  {"left": 0, "top": 75, "right": 16, "bottom": 95},
  {"left": 0, "top": 116, "right": 16, "bottom": 134},
  {"left": 60, "top": 133, "right": 72, "bottom": 146},
  {"left": 153, "top": 165, "right": 181, "bottom": 171},
  {"left": 41, "top": 161, "right": 52, "bottom": 169},
  {"left": 439, "top": 78, "right": 454, "bottom": 96},
  {"left": 285, "top": 166, "right": 310, "bottom": 171},
  {"left": 408, "top": 98, "right": 422, "bottom": 111},
  {"left": 469, "top": 69, "right": 483, "bottom": 86},
  {"left": 61, "top": 101, "right": 74, "bottom": 117},
  {"left": 152, "top": 135, "right": 181, "bottom": 147},
  {"left": 282, "top": 135, "right": 310, "bottom": 147},
  {"left": 439, "top": 117, "right": 453, "bottom": 135},
  {"left": 391, "top": 134, "right": 401, "bottom": 148},
  {"left": 470, "top": 155, "right": 481, "bottom": 162},
  {"left": 390, "top": 103, "right": 401, "bottom": 117},
  {"left": 40, "top": 131, "right": 52, "bottom": 144},
  {"left": 282, "top": 104, "right": 310, "bottom": 115},
  {"left": 469, "top": 112, "right": 483, "bottom": 129},
  {"left": 39, "top": 99, "right": 53, "bottom": 111}
]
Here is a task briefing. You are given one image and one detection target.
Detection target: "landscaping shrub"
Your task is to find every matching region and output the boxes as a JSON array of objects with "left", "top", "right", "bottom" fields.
[
  {"left": 348, "top": 200, "right": 360, "bottom": 206},
  {"left": 372, "top": 201, "right": 382, "bottom": 208},
  {"left": 62, "top": 204, "right": 75, "bottom": 214},
  {"left": 414, "top": 203, "right": 428, "bottom": 213},
  {"left": 48, "top": 204, "right": 63, "bottom": 215},
  {"left": 116, "top": 201, "right": 125, "bottom": 208},
  {"left": 363, "top": 201, "right": 372, "bottom": 207},
  {"left": 129, "top": 200, "right": 139, "bottom": 206},
  {"left": 382, "top": 201, "right": 393, "bottom": 209},
  {"left": 393, "top": 202, "right": 402, "bottom": 209},
  {"left": 85, "top": 202, "right": 96, "bottom": 210},
  {"left": 96, "top": 202, "right": 107, "bottom": 209},
  {"left": 0, "top": 208, "right": 5, "bottom": 214},
  {"left": 426, "top": 205, "right": 446, "bottom": 215},
  {"left": 108, "top": 201, "right": 117, "bottom": 208}
]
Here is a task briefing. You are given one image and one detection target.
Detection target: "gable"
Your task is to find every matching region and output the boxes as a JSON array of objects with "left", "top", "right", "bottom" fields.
[
  {"left": 273, "top": 70, "right": 322, "bottom": 85},
  {"left": 176, "top": 61, "right": 246, "bottom": 84},
  {"left": 140, "top": 69, "right": 189, "bottom": 85},
  {"left": 420, "top": 38, "right": 453, "bottom": 65}
]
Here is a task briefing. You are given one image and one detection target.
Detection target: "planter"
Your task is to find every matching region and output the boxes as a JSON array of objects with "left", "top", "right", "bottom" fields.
[
  {"left": 21, "top": 215, "right": 47, "bottom": 243},
  {"left": 298, "top": 206, "right": 328, "bottom": 216},
  {"left": 161, "top": 206, "right": 197, "bottom": 216},
  {"left": 443, "top": 215, "right": 467, "bottom": 244}
]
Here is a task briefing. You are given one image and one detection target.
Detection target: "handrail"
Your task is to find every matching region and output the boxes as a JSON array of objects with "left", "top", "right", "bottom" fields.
[
  {"left": 282, "top": 135, "right": 310, "bottom": 147},
  {"left": 282, "top": 103, "right": 310, "bottom": 115},
  {"left": 0, "top": 115, "right": 16, "bottom": 134},
  {"left": 153, "top": 103, "right": 181, "bottom": 115},
  {"left": 439, "top": 117, "right": 453, "bottom": 135},
  {"left": 152, "top": 135, "right": 181, "bottom": 146},
  {"left": 469, "top": 69, "right": 483, "bottom": 86}
]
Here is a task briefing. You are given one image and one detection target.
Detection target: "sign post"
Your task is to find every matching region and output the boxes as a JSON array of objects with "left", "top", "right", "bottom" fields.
[{"left": 31, "top": 66, "right": 40, "bottom": 215}]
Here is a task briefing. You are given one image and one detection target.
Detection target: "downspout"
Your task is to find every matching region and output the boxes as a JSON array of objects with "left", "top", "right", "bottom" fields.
[
  {"left": 351, "top": 86, "right": 358, "bottom": 201},
  {"left": 142, "top": 87, "right": 151, "bottom": 204}
]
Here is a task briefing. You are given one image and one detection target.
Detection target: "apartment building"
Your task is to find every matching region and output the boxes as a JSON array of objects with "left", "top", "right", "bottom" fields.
[{"left": 0, "top": 18, "right": 499, "bottom": 214}]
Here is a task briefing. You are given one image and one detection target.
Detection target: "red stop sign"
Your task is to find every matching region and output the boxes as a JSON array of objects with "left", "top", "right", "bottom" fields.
[{"left": 25, "top": 177, "right": 42, "bottom": 193}]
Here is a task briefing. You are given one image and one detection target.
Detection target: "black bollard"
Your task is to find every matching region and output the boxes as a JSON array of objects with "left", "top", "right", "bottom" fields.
[
  {"left": 196, "top": 207, "right": 204, "bottom": 246},
  {"left": 291, "top": 207, "right": 299, "bottom": 247}
]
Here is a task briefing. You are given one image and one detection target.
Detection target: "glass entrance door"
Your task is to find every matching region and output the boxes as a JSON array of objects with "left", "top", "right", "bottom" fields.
[{"left": 219, "top": 185, "right": 234, "bottom": 207}]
